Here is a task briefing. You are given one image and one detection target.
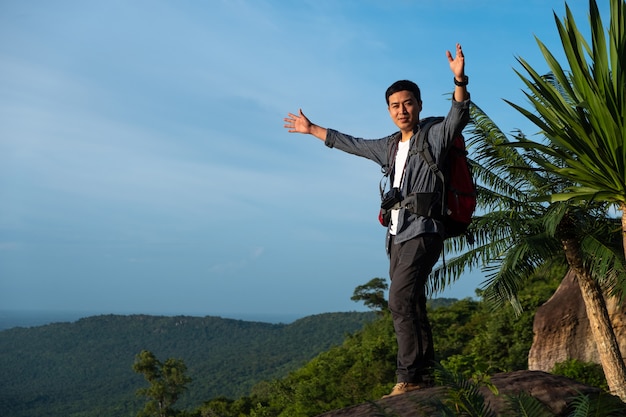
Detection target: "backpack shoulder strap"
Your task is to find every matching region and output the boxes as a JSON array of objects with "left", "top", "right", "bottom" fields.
[
  {"left": 413, "top": 117, "right": 446, "bottom": 217},
  {"left": 412, "top": 117, "right": 445, "bottom": 182}
]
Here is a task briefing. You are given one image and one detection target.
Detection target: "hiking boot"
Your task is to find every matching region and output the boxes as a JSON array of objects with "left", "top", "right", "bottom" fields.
[{"left": 382, "top": 382, "right": 423, "bottom": 398}]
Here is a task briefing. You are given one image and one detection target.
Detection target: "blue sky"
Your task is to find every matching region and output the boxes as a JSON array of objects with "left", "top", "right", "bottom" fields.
[{"left": 0, "top": 0, "right": 610, "bottom": 320}]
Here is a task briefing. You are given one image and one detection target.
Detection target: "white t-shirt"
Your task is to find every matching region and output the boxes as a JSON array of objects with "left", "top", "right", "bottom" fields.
[{"left": 389, "top": 140, "right": 410, "bottom": 235}]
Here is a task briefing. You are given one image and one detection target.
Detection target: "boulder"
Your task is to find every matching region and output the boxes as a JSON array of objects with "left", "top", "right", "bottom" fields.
[
  {"left": 528, "top": 269, "right": 626, "bottom": 372},
  {"left": 315, "top": 370, "right": 624, "bottom": 417}
]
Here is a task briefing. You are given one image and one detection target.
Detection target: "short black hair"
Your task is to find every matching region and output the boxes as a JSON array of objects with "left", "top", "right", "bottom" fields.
[{"left": 385, "top": 80, "right": 421, "bottom": 105}]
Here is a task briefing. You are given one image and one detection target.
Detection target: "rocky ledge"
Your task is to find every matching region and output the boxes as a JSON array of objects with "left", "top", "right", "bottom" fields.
[{"left": 315, "top": 370, "right": 625, "bottom": 417}]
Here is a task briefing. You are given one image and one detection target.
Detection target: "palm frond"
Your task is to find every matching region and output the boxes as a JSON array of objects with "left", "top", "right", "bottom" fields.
[
  {"left": 472, "top": 165, "right": 530, "bottom": 206},
  {"left": 507, "top": 0, "right": 626, "bottom": 206},
  {"left": 568, "top": 391, "right": 626, "bottom": 417},
  {"left": 431, "top": 207, "right": 549, "bottom": 296},
  {"left": 579, "top": 214, "right": 626, "bottom": 300},
  {"left": 504, "top": 392, "right": 552, "bottom": 417},
  {"left": 431, "top": 367, "right": 497, "bottom": 417},
  {"left": 481, "top": 235, "right": 565, "bottom": 314}
]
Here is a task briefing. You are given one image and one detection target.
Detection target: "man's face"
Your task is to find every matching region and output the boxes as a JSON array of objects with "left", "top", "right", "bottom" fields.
[{"left": 387, "top": 90, "right": 422, "bottom": 134}]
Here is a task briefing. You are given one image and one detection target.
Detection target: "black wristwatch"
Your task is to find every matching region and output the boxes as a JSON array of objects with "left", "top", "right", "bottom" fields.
[{"left": 454, "top": 76, "right": 469, "bottom": 87}]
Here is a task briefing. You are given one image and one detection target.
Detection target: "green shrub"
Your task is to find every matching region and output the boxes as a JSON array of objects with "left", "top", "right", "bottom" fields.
[{"left": 551, "top": 359, "right": 608, "bottom": 391}]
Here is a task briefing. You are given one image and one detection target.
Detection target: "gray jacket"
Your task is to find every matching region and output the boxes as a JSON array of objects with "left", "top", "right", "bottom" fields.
[{"left": 324, "top": 97, "right": 470, "bottom": 248}]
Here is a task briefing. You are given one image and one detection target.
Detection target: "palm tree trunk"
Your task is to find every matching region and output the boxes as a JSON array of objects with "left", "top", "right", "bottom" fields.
[
  {"left": 622, "top": 205, "right": 626, "bottom": 260},
  {"left": 562, "top": 237, "right": 626, "bottom": 401}
]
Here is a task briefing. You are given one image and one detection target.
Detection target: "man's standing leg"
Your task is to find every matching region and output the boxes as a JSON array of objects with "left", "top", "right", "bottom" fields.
[{"left": 386, "top": 233, "right": 443, "bottom": 396}]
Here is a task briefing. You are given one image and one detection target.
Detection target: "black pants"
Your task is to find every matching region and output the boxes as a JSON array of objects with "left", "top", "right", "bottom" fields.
[{"left": 388, "top": 234, "right": 443, "bottom": 383}]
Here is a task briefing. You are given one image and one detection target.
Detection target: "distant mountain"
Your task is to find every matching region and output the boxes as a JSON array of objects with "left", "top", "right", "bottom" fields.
[
  {"left": 0, "top": 310, "right": 94, "bottom": 330},
  {"left": 0, "top": 310, "right": 307, "bottom": 331},
  {"left": 0, "top": 312, "right": 375, "bottom": 417}
]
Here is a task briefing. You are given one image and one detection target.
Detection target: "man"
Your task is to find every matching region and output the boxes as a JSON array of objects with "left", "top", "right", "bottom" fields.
[{"left": 283, "top": 43, "right": 470, "bottom": 398}]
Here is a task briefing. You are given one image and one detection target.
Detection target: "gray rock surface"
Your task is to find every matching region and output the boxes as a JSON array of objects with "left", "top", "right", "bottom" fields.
[{"left": 315, "top": 370, "right": 624, "bottom": 417}]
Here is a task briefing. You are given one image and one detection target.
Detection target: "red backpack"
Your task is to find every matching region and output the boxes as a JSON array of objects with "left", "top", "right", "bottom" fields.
[{"left": 416, "top": 117, "right": 476, "bottom": 241}]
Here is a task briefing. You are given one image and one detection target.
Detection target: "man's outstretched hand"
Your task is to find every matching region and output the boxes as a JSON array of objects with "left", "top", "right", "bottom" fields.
[
  {"left": 284, "top": 109, "right": 312, "bottom": 134},
  {"left": 283, "top": 109, "right": 327, "bottom": 141}
]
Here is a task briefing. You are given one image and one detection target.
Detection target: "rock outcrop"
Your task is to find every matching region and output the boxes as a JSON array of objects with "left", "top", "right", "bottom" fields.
[
  {"left": 315, "top": 370, "right": 625, "bottom": 417},
  {"left": 528, "top": 269, "right": 626, "bottom": 372}
]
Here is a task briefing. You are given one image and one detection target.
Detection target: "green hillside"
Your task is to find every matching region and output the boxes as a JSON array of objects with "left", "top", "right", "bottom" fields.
[{"left": 0, "top": 312, "right": 374, "bottom": 417}]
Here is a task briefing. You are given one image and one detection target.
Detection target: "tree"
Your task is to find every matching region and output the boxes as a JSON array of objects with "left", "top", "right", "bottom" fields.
[
  {"left": 350, "top": 277, "right": 389, "bottom": 313},
  {"left": 427, "top": 97, "right": 626, "bottom": 399},
  {"left": 428, "top": 102, "right": 566, "bottom": 306},
  {"left": 133, "top": 350, "right": 192, "bottom": 417},
  {"left": 507, "top": 0, "right": 626, "bottom": 256},
  {"left": 504, "top": 0, "right": 626, "bottom": 400}
]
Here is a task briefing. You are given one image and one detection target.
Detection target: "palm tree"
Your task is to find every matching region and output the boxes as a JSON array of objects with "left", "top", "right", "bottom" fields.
[
  {"left": 432, "top": 102, "right": 577, "bottom": 306},
  {"left": 506, "top": 0, "right": 626, "bottom": 256},
  {"left": 430, "top": 100, "right": 626, "bottom": 400},
  {"left": 502, "top": 0, "right": 626, "bottom": 400},
  {"left": 433, "top": 101, "right": 624, "bottom": 304}
]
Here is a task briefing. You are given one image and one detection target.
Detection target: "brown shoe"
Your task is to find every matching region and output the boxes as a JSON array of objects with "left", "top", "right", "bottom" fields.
[{"left": 382, "top": 382, "right": 422, "bottom": 398}]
